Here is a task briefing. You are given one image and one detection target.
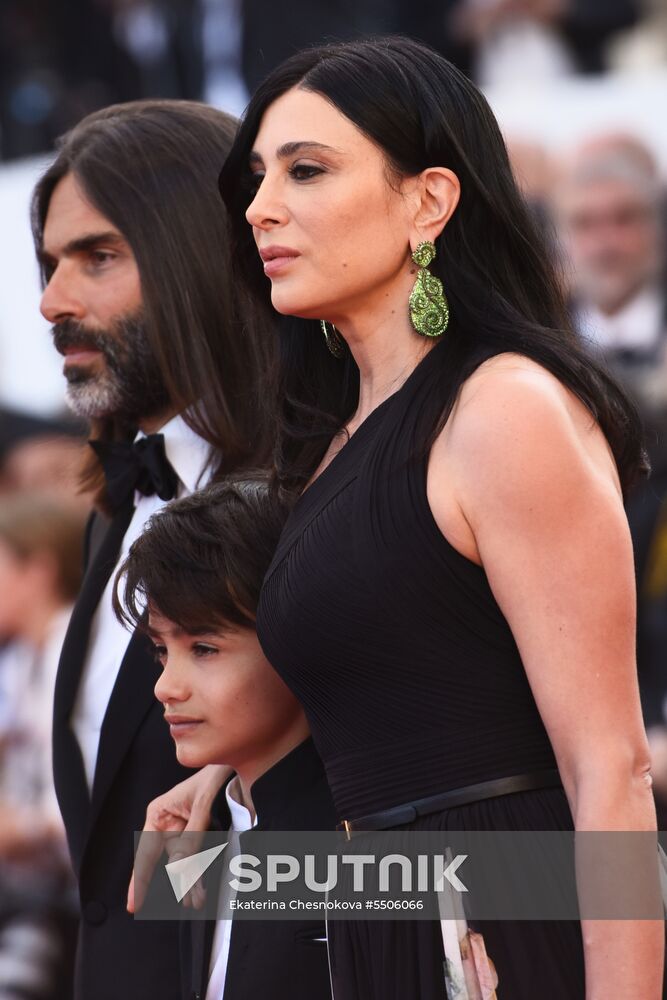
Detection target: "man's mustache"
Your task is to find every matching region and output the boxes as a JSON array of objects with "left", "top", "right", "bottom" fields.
[{"left": 52, "top": 321, "right": 117, "bottom": 358}]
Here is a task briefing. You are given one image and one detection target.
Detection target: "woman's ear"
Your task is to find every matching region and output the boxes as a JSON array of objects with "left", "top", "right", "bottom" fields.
[{"left": 410, "top": 167, "right": 460, "bottom": 246}]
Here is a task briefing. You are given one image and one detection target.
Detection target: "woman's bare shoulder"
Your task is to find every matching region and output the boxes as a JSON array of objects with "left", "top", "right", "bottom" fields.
[
  {"left": 455, "top": 351, "right": 616, "bottom": 477},
  {"left": 433, "top": 350, "right": 621, "bottom": 508},
  {"left": 426, "top": 349, "right": 623, "bottom": 564},
  {"left": 460, "top": 351, "right": 577, "bottom": 409}
]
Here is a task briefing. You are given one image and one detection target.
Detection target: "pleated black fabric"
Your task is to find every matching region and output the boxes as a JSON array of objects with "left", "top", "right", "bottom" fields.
[{"left": 257, "top": 340, "right": 585, "bottom": 998}]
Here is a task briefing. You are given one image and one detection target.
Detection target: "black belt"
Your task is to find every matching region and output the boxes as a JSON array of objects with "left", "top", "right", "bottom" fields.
[{"left": 338, "top": 769, "right": 563, "bottom": 835}]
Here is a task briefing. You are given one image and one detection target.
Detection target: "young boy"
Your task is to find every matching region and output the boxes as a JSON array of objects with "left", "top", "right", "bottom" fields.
[{"left": 114, "top": 477, "right": 335, "bottom": 1000}]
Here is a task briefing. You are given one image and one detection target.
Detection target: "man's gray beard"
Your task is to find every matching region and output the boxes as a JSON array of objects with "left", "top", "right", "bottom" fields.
[
  {"left": 55, "top": 313, "right": 171, "bottom": 424},
  {"left": 65, "top": 371, "right": 126, "bottom": 419}
]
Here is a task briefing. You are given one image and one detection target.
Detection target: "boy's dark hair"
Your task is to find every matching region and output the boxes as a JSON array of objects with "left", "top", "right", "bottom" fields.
[{"left": 114, "top": 475, "right": 290, "bottom": 633}]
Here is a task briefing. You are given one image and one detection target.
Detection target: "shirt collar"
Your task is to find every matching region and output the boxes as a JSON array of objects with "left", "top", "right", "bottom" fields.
[
  {"left": 580, "top": 286, "right": 664, "bottom": 352},
  {"left": 225, "top": 777, "right": 256, "bottom": 833},
  {"left": 134, "top": 412, "right": 213, "bottom": 494}
]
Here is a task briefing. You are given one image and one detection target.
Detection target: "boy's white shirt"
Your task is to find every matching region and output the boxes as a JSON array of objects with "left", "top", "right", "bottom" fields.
[{"left": 206, "top": 777, "right": 256, "bottom": 1000}]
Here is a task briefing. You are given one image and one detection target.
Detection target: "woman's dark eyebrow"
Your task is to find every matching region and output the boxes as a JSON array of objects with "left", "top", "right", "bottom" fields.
[{"left": 249, "top": 141, "right": 342, "bottom": 166}]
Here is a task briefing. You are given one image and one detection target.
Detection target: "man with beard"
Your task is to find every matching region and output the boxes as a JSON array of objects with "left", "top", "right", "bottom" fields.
[
  {"left": 555, "top": 136, "right": 667, "bottom": 415},
  {"left": 30, "top": 100, "right": 271, "bottom": 1000}
]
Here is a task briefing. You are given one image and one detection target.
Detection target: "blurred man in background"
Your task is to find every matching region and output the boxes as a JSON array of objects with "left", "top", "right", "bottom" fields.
[
  {"left": 0, "top": 407, "right": 86, "bottom": 509},
  {"left": 555, "top": 134, "right": 666, "bottom": 417}
]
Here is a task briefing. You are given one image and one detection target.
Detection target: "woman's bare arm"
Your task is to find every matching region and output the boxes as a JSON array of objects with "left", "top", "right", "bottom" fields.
[
  {"left": 428, "top": 356, "right": 662, "bottom": 999},
  {"left": 129, "top": 763, "right": 231, "bottom": 913}
]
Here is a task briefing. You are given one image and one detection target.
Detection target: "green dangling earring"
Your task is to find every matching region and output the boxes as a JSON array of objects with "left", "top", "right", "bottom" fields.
[
  {"left": 320, "top": 319, "right": 345, "bottom": 359},
  {"left": 408, "top": 240, "right": 449, "bottom": 338}
]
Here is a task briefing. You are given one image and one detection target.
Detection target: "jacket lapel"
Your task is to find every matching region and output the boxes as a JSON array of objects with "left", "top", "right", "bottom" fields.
[
  {"left": 52, "top": 503, "right": 134, "bottom": 869},
  {"left": 53, "top": 505, "right": 133, "bottom": 724}
]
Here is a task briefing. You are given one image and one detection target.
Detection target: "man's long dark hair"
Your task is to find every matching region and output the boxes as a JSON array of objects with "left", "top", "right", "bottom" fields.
[
  {"left": 219, "top": 37, "right": 647, "bottom": 497},
  {"left": 32, "top": 99, "right": 274, "bottom": 510}
]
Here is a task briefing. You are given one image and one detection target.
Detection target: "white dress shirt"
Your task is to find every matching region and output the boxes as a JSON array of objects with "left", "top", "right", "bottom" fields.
[
  {"left": 578, "top": 286, "right": 665, "bottom": 355},
  {"left": 206, "top": 778, "right": 256, "bottom": 1000},
  {"left": 71, "top": 414, "right": 212, "bottom": 790}
]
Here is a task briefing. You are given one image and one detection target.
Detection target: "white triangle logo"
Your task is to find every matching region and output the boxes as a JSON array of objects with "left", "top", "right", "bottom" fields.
[{"left": 165, "top": 843, "right": 228, "bottom": 902}]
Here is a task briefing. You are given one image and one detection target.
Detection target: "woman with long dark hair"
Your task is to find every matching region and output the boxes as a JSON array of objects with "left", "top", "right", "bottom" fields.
[{"left": 216, "top": 37, "right": 661, "bottom": 998}]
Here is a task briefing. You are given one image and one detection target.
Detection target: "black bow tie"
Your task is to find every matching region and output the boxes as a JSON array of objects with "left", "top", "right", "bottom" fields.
[{"left": 90, "top": 434, "right": 179, "bottom": 512}]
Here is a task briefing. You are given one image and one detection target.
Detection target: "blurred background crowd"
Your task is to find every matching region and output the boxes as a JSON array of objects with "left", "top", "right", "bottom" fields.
[{"left": 0, "top": 1, "right": 666, "bottom": 997}]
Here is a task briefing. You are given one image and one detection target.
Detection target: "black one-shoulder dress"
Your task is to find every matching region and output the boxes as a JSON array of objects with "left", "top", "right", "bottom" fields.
[{"left": 257, "top": 341, "right": 585, "bottom": 999}]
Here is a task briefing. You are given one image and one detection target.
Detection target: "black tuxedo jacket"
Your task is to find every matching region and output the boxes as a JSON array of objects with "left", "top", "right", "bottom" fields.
[
  {"left": 181, "top": 738, "right": 336, "bottom": 1000},
  {"left": 53, "top": 508, "right": 193, "bottom": 1000}
]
